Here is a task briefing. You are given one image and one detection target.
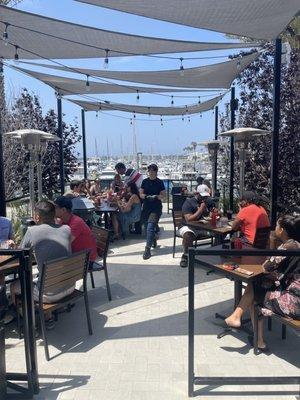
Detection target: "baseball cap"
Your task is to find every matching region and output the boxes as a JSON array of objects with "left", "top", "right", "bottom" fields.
[{"left": 54, "top": 196, "right": 73, "bottom": 211}]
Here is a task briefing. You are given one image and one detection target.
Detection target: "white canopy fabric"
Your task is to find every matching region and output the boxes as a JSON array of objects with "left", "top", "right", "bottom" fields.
[
  {"left": 0, "top": 6, "right": 260, "bottom": 60},
  {"left": 14, "top": 66, "right": 203, "bottom": 96},
  {"left": 69, "top": 94, "right": 223, "bottom": 116},
  {"left": 19, "top": 52, "right": 259, "bottom": 89},
  {"left": 77, "top": 0, "right": 300, "bottom": 40}
]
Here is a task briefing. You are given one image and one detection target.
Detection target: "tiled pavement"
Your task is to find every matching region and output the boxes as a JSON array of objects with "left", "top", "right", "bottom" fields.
[{"left": 5, "top": 211, "right": 300, "bottom": 399}]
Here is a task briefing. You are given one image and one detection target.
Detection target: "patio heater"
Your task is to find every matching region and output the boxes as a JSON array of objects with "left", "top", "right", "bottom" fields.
[
  {"left": 219, "top": 128, "right": 269, "bottom": 197},
  {"left": 3, "top": 129, "right": 60, "bottom": 215},
  {"left": 198, "top": 141, "right": 221, "bottom": 196}
]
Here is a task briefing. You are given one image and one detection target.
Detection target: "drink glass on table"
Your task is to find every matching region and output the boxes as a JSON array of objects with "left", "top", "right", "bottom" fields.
[{"left": 226, "top": 209, "right": 233, "bottom": 220}]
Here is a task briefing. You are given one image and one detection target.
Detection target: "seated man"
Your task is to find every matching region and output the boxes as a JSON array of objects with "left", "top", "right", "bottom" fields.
[
  {"left": 0, "top": 215, "right": 14, "bottom": 247},
  {"left": 231, "top": 191, "right": 270, "bottom": 246},
  {"left": 178, "top": 192, "right": 214, "bottom": 268},
  {"left": 64, "top": 180, "right": 83, "bottom": 198},
  {"left": 10, "top": 201, "right": 73, "bottom": 326},
  {"left": 54, "top": 196, "right": 98, "bottom": 270}
]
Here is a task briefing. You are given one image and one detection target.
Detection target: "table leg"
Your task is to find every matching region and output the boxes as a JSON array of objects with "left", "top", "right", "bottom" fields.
[
  {"left": 188, "top": 251, "right": 195, "bottom": 397},
  {"left": 0, "top": 321, "right": 6, "bottom": 399},
  {"left": 104, "top": 213, "right": 109, "bottom": 230},
  {"left": 20, "top": 252, "right": 39, "bottom": 395}
]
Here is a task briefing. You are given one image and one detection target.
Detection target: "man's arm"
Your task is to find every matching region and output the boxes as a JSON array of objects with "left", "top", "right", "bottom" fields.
[
  {"left": 230, "top": 217, "right": 242, "bottom": 231},
  {"left": 184, "top": 202, "right": 207, "bottom": 222},
  {"left": 157, "top": 190, "right": 166, "bottom": 201}
]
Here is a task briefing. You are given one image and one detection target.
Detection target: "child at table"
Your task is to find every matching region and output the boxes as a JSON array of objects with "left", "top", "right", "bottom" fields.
[{"left": 223, "top": 214, "right": 300, "bottom": 352}]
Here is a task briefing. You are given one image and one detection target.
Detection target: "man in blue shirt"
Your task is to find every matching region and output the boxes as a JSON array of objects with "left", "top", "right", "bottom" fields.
[{"left": 0, "top": 216, "right": 14, "bottom": 244}]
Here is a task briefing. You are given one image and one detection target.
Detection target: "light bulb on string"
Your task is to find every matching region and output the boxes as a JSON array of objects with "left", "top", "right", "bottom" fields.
[
  {"left": 160, "top": 116, "right": 163, "bottom": 126},
  {"left": 198, "top": 97, "right": 201, "bottom": 105},
  {"left": 86, "top": 75, "right": 90, "bottom": 91},
  {"left": 133, "top": 113, "right": 136, "bottom": 120},
  {"left": 200, "top": 113, "right": 202, "bottom": 118},
  {"left": 2, "top": 23, "right": 9, "bottom": 46},
  {"left": 171, "top": 96, "right": 174, "bottom": 106},
  {"left": 14, "top": 45, "right": 19, "bottom": 64},
  {"left": 148, "top": 107, "right": 151, "bottom": 117},
  {"left": 179, "top": 57, "right": 184, "bottom": 77},
  {"left": 104, "top": 49, "right": 109, "bottom": 69},
  {"left": 182, "top": 115, "right": 184, "bottom": 122},
  {"left": 136, "top": 90, "right": 140, "bottom": 103},
  {"left": 130, "top": 119, "right": 133, "bottom": 125},
  {"left": 188, "top": 116, "right": 191, "bottom": 123}
]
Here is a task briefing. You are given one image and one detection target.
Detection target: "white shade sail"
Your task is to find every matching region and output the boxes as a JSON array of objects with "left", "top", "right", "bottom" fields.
[
  {"left": 0, "top": 5, "right": 260, "bottom": 60},
  {"left": 14, "top": 66, "right": 203, "bottom": 96},
  {"left": 19, "top": 52, "right": 259, "bottom": 90},
  {"left": 77, "top": 0, "right": 300, "bottom": 40},
  {"left": 69, "top": 94, "right": 223, "bottom": 116}
]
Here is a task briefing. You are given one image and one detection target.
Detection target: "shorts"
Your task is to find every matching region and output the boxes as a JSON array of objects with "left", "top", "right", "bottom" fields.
[
  {"left": 12, "top": 280, "right": 75, "bottom": 304},
  {"left": 177, "top": 225, "right": 203, "bottom": 237}
]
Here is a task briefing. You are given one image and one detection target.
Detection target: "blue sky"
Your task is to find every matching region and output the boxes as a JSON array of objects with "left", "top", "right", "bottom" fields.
[{"left": 4, "top": 0, "right": 245, "bottom": 157}]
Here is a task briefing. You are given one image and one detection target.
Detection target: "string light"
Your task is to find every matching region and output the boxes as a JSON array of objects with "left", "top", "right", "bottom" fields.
[
  {"left": 198, "top": 97, "right": 201, "bottom": 104},
  {"left": 148, "top": 107, "right": 151, "bottom": 117},
  {"left": 188, "top": 116, "right": 191, "bottom": 123},
  {"left": 136, "top": 90, "right": 140, "bottom": 103},
  {"left": 182, "top": 115, "right": 184, "bottom": 122},
  {"left": 171, "top": 96, "right": 174, "bottom": 106},
  {"left": 133, "top": 113, "right": 136, "bottom": 119},
  {"left": 130, "top": 118, "right": 133, "bottom": 125},
  {"left": 200, "top": 113, "right": 202, "bottom": 118},
  {"left": 104, "top": 49, "right": 109, "bottom": 69},
  {"left": 160, "top": 116, "right": 163, "bottom": 126},
  {"left": 2, "top": 23, "right": 9, "bottom": 46},
  {"left": 179, "top": 57, "right": 184, "bottom": 77},
  {"left": 14, "top": 45, "right": 19, "bottom": 63},
  {"left": 86, "top": 74, "right": 90, "bottom": 91}
]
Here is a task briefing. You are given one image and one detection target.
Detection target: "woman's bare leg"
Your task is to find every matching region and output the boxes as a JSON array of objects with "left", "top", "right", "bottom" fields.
[
  {"left": 225, "top": 283, "right": 254, "bottom": 328},
  {"left": 111, "top": 214, "right": 119, "bottom": 237},
  {"left": 249, "top": 303, "right": 266, "bottom": 348}
]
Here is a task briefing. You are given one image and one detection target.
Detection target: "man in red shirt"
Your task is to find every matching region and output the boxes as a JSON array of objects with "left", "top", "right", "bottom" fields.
[
  {"left": 54, "top": 196, "right": 98, "bottom": 269},
  {"left": 231, "top": 191, "right": 270, "bottom": 245}
]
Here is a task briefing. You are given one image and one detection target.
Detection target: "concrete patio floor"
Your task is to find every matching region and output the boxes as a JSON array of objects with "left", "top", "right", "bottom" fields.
[{"left": 5, "top": 211, "right": 300, "bottom": 399}]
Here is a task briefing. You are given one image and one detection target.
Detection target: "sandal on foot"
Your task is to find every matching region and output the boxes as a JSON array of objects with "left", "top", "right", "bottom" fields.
[{"left": 247, "top": 335, "right": 271, "bottom": 354}]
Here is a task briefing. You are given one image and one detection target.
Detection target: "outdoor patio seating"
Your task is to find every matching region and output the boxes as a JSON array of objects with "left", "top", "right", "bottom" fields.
[
  {"left": 171, "top": 209, "right": 211, "bottom": 257},
  {"left": 90, "top": 226, "right": 112, "bottom": 301},
  {"left": 16, "top": 250, "right": 92, "bottom": 361}
]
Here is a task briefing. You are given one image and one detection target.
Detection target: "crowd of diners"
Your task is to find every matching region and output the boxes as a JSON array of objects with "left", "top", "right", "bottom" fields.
[{"left": 0, "top": 164, "right": 299, "bottom": 352}]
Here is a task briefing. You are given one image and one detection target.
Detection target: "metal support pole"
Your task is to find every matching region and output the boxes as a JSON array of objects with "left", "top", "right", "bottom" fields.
[
  {"left": 239, "top": 147, "right": 246, "bottom": 197},
  {"left": 0, "top": 112, "right": 6, "bottom": 216},
  {"left": 270, "top": 38, "right": 282, "bottom": 229},
  {"left": 81, "top": 109, "right": 88, "bottom": 180},
  {"left": 229, "top": 87, "right": 236, "bottom": 211},
  {"left": 167, "top": 179, "right": 170, "bottom": 214},
  {"left": 188, "top": 249, "right": 195, "bottom": 397},
  {"left": 37, "top": 154, "right": 43, "bottom": 201},
  {"left": 213, "top": 105, "right": 218, "bottom": 194},
  {"left": 57, "top": 96, "right": 65, "bottom": 195},
  {"left": 0, "top": 319, "right": 6, "bottom": 399},
  {"left": 28, "top": 159, "right": 35, "bottom": 217}
]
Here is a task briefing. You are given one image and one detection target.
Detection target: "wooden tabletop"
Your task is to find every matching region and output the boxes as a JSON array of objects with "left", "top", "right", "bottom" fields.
[
  {"left": 195, "top": 248, "right": 266, "bottom": 282},
  {"left": 187, "top": 220, "right": 233, "bottom": 235},
  {"left": 0, "top": 255, "right": 19, "bottom": 276}
]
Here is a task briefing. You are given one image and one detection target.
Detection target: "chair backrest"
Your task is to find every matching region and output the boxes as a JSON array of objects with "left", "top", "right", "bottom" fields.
[
  {"left": 172, "top": 194, "right": 187, "bottom": 211},
  {"left": 41, "top": 250, "right": 89, "bottom": 297},
  {"left": 91, "top": 226, "right": 110, "bottom": 259},
  {"left": 253, "top": 227, "right": 271, "bottom": 249},
  {"left": 172, "top": 209, "right": 183, "bottom": 230}
]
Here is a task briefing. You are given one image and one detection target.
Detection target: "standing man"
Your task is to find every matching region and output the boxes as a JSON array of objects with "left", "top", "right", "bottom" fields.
[{"left": 140, "top": 164, "right": 165, "bottom": 260}]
